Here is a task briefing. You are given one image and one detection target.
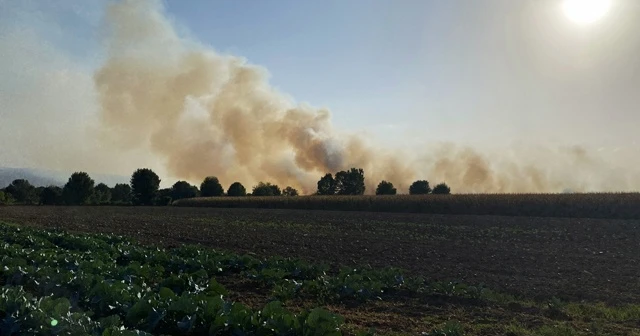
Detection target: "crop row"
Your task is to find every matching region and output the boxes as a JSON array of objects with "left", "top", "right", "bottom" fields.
[
  {"left": 173, "top": 193, "right": 640, "bottom": 219},
  {"left": 0, "top": 223, "right": 473, "bottom": 335}
]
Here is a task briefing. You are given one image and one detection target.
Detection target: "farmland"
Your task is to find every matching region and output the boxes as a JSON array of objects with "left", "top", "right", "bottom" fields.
[
  {"left": 1, "top": 206, "right": 639, "bottom": 335},
  {"left": 174, "top": 193, "right": 640, "bottom": 220}
]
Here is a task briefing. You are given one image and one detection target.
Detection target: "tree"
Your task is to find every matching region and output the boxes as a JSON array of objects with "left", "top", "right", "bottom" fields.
[
  {"left": 40, "top": 186, "right": 63, "bottom": 205},
  {"left": 62, "top": 172, "right": 95, "bottom": 205},
  {"left": 227, "top": 182, "right": 246, "bottom": 196},
  {"left": 4, "top": 179, "right": 37, "bottom": 204},
  {"left": 111, "top": 184, "right": 132, "bottom": 204},
  {"left": 156, "top": 188, "right": 173, "bottom": 206},
  {"left": 252, "top": 182, "right": 281, "bottom": 196},
  {"left": 316, "top": 173, "right": 336, "bottom": 195},
  {"left": 282, "top": 186, "right": 299, "bottom": 196},
  {"left": 171, "top": 181, "right": 198, "bottom": 201},
  {"left": 409, "top": 180, "right": 431, "bottom": 195},
  {"left": 200, "top": 176, "right": 224, "bottom": 197},
  {"left": 335, "top": 168, "right": 365, "bottom": 195},
  {"left": 35, "top": 186, "right": 45, "bottom": 203},
  {"left": 375, "top": 181, "right": 397, "bottom": 195},
  {"left": 131, "top": 168, "right": 161, "bottom": 205},
  {"left": 93, "top": 183, "right": 112, "bottom": 204},
  {"left": 432, "top": 183, "right": 451, "bottom": 195}
]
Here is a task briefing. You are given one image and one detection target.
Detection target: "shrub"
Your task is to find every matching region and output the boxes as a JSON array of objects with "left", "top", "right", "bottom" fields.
[{"left": 0, "top": 190, "right": 14, "bottom": 205}]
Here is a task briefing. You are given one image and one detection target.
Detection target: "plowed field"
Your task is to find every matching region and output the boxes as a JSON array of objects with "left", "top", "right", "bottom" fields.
[{"left": 1, "top": 206, "right": 637, "bottom": 303}]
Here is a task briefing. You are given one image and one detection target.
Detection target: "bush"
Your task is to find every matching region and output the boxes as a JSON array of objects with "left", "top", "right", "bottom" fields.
[
  {"left": 131, "top": 168, "right": 161, "bottom": 205},
  {"left": 200, "top": 176, "right": 224, "bottom": 197},
  {"left": 0, "top": 190, "right": 14, "bottom": 205},
  {"left": 376, "top": 181, "right": 397, "bottom": 195},
  {"left": 227, "top": 182, "right": 246, "bottom": 197},
  {"left": 409, "top": 180, "right": 431, "bottom": 195}
]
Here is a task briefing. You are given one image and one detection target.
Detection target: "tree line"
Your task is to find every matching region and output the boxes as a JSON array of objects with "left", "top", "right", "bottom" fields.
[
  {"left": 0, "top": 167, "right": 449, "bottom": 206},
  {"left": 317, "top": 168, "right": 450, "bottom": 195}
]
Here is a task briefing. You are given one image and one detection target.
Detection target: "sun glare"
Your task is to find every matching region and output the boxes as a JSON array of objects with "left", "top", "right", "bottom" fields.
[{"left": 563, "top": 0, "right": 611, "bottom": 24}]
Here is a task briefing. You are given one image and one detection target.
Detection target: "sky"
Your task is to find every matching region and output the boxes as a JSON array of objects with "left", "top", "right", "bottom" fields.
[
  {"left": 161, "top": 0, "right": 640, "bottom": 147},
  {"left": 1, "top": 0, "right": 639, "bottom": 192}
]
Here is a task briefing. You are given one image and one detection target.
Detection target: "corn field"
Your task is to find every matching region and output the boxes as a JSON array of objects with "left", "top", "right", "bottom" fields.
[{"left": 173, "top": 193, "right": 640, "bottom": 219}]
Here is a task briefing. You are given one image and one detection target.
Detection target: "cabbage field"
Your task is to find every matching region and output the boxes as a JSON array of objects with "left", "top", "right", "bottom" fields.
[{"left": 1, "top": 206, "right": 639, "bottom": 335}]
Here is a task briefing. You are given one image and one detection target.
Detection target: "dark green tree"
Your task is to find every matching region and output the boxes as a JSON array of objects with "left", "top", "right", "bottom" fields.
[
  {"left": 40, "top": 186, "right": 63, "bottom": 205},
  {"left": 156, "top": 188, "right": 173, "bottom": 206},
  {"left": 35, "top": 186, "right": 45, "bottom": 203},
  {"left": 432, "top": 183, "right": 451, "bottom": 195},
  {"left": 130, "top": 168, "right": 161, "bottom": 205},
  {"left": 171, "top": 181, "right": 198, "bottom": 201},
  {"left": 335, "top": 168, "right": 365, "bottom": 195},
  {"left": 227, "top": 182, "right": 246, "bottom": 196},
  {"left": 200, "top": 176, "right": 224, "bottom": 197},
  {"left": 62, "top": 172, "right": 95, "bottom": 205},
  {"left": 375, "top": 181, "right": 397, "bottom": 195},
  {"left": 252, "top": 182, "right": 281, "bottom": 196},
  {"left": 316, "top": 173, "right": 336, "bottom": 195},
  {"left": 282, "top": 186, "right": 299, "bottom": 196},
  {"left": 409, "top": 180, "right": 431, "bottom": 195},
  {"left": 111, "top": 183, "right": 132, "bottom": 204},
  {"left": 93, "top": 183, "right": 112, "bottom": 204},
  {"left": 4, "top": 179, "right": 37, "bottom": 204}
]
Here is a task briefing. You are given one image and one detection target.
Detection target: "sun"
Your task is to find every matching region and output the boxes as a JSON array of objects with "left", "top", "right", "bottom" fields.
[{"left": 563, "top": 0, "right": 611, "bottom": 24}]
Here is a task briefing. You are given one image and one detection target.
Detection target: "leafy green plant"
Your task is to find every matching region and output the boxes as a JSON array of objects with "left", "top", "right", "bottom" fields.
[{"left": 0, "top": 223, "right": 351, "bottom": 335}]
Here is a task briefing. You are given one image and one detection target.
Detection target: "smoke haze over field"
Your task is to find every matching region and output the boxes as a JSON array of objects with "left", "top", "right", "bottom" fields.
[{"left": 1, "top": 0, "right": 640, "bottom": 193}]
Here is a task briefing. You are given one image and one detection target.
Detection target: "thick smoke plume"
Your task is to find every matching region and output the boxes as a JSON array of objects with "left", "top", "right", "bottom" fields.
[{"left": 94, "top": 0, "right": 640, "bottom": 194}]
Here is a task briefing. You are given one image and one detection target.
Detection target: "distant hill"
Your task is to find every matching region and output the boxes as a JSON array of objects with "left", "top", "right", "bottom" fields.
[{"left": 0, "top": 167, "right": 129, "bottom": 188}]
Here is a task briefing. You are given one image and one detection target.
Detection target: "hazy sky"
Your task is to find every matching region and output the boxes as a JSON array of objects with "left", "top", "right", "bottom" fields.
[
  {"left": 1, "top": 0, "right": 639, "bottom": 191},
  {"left": 162, "top": 0, "right": 640, "bottom": 147}
]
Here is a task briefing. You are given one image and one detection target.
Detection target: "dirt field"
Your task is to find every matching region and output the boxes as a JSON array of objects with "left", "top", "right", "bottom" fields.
[{"left": 1, "top": 205, "right": 638, "bottom": 305}]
